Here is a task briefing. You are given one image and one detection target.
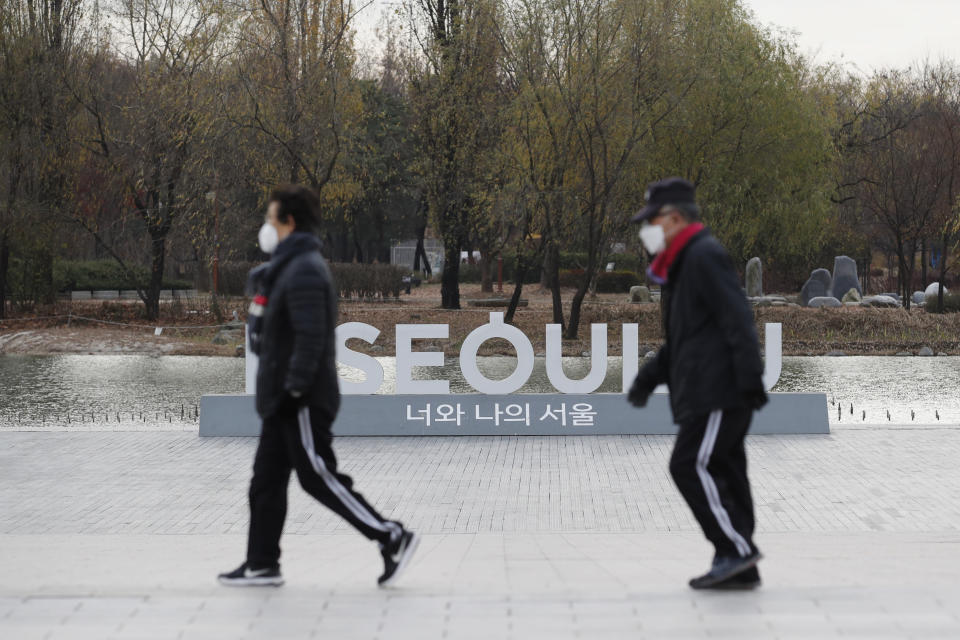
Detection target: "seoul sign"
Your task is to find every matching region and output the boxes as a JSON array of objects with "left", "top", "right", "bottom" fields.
[{"left": 330, "top": 312, "right": 783, "bottom": 395}]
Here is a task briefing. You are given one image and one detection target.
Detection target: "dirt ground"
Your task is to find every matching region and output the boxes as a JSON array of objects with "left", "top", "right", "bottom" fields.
[{"left": 2, "top": 283, "right": 959, "bottom": 356}]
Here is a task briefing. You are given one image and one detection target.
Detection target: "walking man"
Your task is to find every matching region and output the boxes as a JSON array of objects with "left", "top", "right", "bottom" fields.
[
  {"left": 219, "top": 185, "right": 418, "bottom": 588},
  {"left": 627, "top": 178, "right": 767, "bottom": 589}
]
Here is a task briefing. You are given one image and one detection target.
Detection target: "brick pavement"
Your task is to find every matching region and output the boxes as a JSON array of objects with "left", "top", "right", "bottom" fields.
[{"left": 1, "top": 426, "right": 960, "bottom": 638}]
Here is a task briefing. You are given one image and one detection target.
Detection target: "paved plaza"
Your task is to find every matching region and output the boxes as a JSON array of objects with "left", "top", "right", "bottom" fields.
[{"left": 1, "top": 424, "right": 959, "bottom": 638}]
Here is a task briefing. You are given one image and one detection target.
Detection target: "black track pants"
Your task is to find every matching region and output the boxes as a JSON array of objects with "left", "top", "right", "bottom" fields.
[
  {"left": 246, "top": 404, "right": 401, "bottom": 569},
  {"left": 669, "top": 407, "right": 758, "bottom": 559}
]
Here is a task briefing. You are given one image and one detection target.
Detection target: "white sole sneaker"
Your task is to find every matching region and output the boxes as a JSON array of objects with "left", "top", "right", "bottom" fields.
[
  {"left": 378, "top": 532, "right": 420, "bottom": 588},
  {"left": 217, "top": 575, "right": 285, "bottom": 587}
]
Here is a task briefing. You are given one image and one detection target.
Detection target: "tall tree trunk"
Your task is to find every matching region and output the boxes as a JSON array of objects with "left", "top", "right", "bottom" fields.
[
  {"left": 413, "top": 224, "right": 432, "bottom": 276},
  {"left": 899, "top": 249, "right": 913, "bottom": 311},
  {"left": 921, "top": 239, "right": 928, "bottom": 288},
  {"left": 538, "top": 253, "right": 549, "bottom": 293},
  {"left": 145, "top": 233, "right": 166, "bottom": 321},
  {"left": 36, "top": 246, "right": 55, "bottom": 305},
  {"left": 938, "top": 233, "right": 949, "bottom": 310},
  {"left": 565, "top": 280, "right": 589, "bottom": 340},
  {"left": 440, "top": 243, "right": 461, "bottom": 309},
  {"left": 0, "top": 231, "right": 9, "bottom": 319},
  {"left": 565, "top": 252, "right": 598, "bottom": 340},
  {"left": 479, "top": 251, "right": 493, "bottom": 293},
  {"left": 505, "top": 254, "right": 528, "bottom": 324},
  {"left": 545, "top": 243, "right": 564, "bottom": 329}
]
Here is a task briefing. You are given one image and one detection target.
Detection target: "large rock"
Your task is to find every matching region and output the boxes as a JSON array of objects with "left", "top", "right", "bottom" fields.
[
  {"left": 830, "top": 256, "right": 861, "bottom": 299},
  {"left": 801, "top": 268, "right": 832, "bottom": 306},
  {"left": 748, "top": 295, "right": 789, "bottom": 307},
  {"left": 912, "top": 291, "right": 926, "bottom": 305},
  {"left": 863, "top": 295, "right": 900, "bottom": 308},
  {"left": 808, "top": 296, "right": 843, "bottom": 308},
  {"left": 925, "top": 282, "right": 948, "bottom": 300},
  {"left": 841, "top": 288, "right": 862, "bottom": 303},
  {"left": 212, "top": 329, "right": 243, "bottom": 345},
  {"left": 745, "top": 257, "right": 763, "bottom": 297},
  {"left": 629, "top": 285, "right": 652, "bottom": 303}
]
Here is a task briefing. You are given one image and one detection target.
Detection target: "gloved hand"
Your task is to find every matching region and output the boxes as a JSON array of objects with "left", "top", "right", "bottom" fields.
[
  {"left": 628, "top": 375, "right": 655, "bottom": 408},
  {"left": 742, "top": 387, "right": 768, "bottom": 410},
  {"left": 280, "top": 389, "right": 305, "bottom": 415}
]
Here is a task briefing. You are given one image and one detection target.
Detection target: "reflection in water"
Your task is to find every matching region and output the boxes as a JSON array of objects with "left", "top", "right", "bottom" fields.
[
  {"left": 0, "top": 355, "right": 244, "bottom": 425},
  {"left": 1, "top": 354, "right": 958, "bottom": 428},
  {"left": 774, "top": 356, "right": 960, "bottom": 425}
]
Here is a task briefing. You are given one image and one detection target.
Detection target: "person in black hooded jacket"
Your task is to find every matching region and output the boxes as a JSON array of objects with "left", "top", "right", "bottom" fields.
[
  {"left": 218, "top": 185, "right": 419, "bottom": 588},
  {"left": 628, "top": 178, "right": 767, "bottom": 590}
]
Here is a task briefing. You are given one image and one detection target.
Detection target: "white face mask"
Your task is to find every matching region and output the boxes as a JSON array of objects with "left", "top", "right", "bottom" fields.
[
  {"left": 258, "top": 223, "right": 279, "bottom": 254},
  {"left": 639, "top": 223, "right": 666, "bottom": 255}
]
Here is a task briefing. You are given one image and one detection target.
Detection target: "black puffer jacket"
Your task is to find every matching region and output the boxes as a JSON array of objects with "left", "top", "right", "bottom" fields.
[
  {"left": 635, "top": 229, "right": 765, "bottom": 424},
  {"left": 254, "top": 232, "right": 340, "bottom": 421}
]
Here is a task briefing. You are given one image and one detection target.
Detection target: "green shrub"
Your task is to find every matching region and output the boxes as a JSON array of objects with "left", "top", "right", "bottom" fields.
[
  {"left": 458, "top": 263, "right": 482, "bottom": 283},
  {"left": 217, "top": 261, "right": 261, "bottom": 296},
  {"left": 597, "top": 270, "right": 641, "bottom": 293},
  {"left": 606, "top": 252, "right": 644, "bottom": 274},
  {"left": 925, "top": 292, "right": 960, "bottom": 313},
  {"left": 54, "top": 260, "right": 192, "bottom": 291},
  {"left": 558, "top": 269, "right": 585, "bottom": 288},
  {"left": 329, "top": 263, "right": 407, "bottom": 299},
  {"left": 558, "top": 251, "right": 588, "bottom": 269},
  {"left": 557, "top": 269, "right": 640, "bottom": 292}
]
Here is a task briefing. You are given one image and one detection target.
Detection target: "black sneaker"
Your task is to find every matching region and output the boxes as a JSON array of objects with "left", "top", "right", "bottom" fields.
[
  {"left": 378, "top": 529, "right": 420, "bottom": 588},
  {"left": 217, "top": 562, "right": 284, "bottom": 587},
  {"left": 713, "top": 565, "right": 762, "bottom": 590},
  {"left": 689, "top": 551, "right": 762, "bottom": 590}
]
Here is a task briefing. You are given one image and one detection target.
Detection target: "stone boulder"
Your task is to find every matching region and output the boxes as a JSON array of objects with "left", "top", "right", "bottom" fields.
[
  {"left": 808, "top": 296, "right": 843, "bottom": 309},
  {"left": 212, "top": 329, "right": 243, "bottom": 345},
  {"left": 918, "top": 346, "right": 934, "bottom": 357},
  {"left": 801, "top": 269, "right": 832, "bottom": 306},
  {"left": 629, "top": 285, "right": 652, "bottom": 303},
  {"left": 925, "top": 282, "right": 949, "bottom": 301},
  {"left": 912, "top": 291, "right": 926, "bottom": 305},
  {"left": 863, "top": 295, "right": 900, "bottom": 308},
  {"left": 830, "top": 256, "right": 861, "bottom": 299},
  {"left": 745, "top": 257, "right": 763, "bottom": 297},
  {"left": 841, "top": 288, "right": 862, "bottom": 303}
]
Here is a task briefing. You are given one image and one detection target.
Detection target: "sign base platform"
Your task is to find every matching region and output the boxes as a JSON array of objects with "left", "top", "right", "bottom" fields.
[{"left": 199, "top": 393, "right": 829, "bottom": 437}]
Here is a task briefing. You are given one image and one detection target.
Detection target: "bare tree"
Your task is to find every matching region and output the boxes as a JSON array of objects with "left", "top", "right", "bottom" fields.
[
  {"left": 407, "top": 0, "right": 502, "bottom": 309},
  {"left": 71, "top": 0, "right": 227, "bottom": 319}
]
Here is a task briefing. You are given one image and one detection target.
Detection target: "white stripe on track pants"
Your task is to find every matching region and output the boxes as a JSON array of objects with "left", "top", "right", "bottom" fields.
[
  {"left": 669, "top": 406, "right": 757, "bottom": 558},
  {"left": 246, "top": 403, "right": 401, "bottom": 568}
]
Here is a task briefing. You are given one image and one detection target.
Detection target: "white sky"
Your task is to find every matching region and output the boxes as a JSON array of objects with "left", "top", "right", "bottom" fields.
[
  {"left": 351, "top": 0, "right": 960, "bottom": 75},
  {"left": 744, "top": 0, "right": 960, "bottom": 73}
]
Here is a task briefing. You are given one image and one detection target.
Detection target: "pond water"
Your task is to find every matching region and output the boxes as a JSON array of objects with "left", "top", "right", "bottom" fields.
[{"left": 1, "top": 355, "right": 958, "bottom": 428}]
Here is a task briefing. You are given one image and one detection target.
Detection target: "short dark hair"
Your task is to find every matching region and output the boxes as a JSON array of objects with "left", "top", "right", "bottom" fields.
[
  {"left": 661, "top": 202, "right": 701, "bottom": 222},
  {"left": 270, "top": 184, "right": 320, "bottom": 233}
]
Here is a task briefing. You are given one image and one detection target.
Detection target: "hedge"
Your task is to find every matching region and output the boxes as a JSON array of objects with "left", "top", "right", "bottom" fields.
[
  {"left": 558, "top": 269, "right": 641, "bottom": 293},
  {"left": 54, "top": 260, "right": 192, "bottom": 292},
  {"left": 925, "top": 292, "right": 960, "bottom": 313},
  {"left": 329, "top": 263, "right": 407, "bottom": 299}
]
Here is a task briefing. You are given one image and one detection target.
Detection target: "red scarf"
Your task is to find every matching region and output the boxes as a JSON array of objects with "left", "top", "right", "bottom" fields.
[{"left": 646, "top": 223, "right": 705, "bottom": 285}]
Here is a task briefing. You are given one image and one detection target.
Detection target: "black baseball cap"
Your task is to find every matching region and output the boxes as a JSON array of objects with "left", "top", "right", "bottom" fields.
[{"left": 630, "top": 177, "right": 696, "bottom": 223}]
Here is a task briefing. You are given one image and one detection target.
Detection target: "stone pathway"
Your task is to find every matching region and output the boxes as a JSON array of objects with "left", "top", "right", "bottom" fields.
[{"left": 2, "top": 427, "right": 959, "bottom": 638}]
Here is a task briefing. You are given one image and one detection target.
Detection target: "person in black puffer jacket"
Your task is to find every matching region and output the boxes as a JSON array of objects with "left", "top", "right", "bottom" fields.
[
  {"left": 628, "top": 178, "right": 767, "bottom": 591},
  {"left": 219, "top": 185, "right": 419, "bottom": 589}
]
